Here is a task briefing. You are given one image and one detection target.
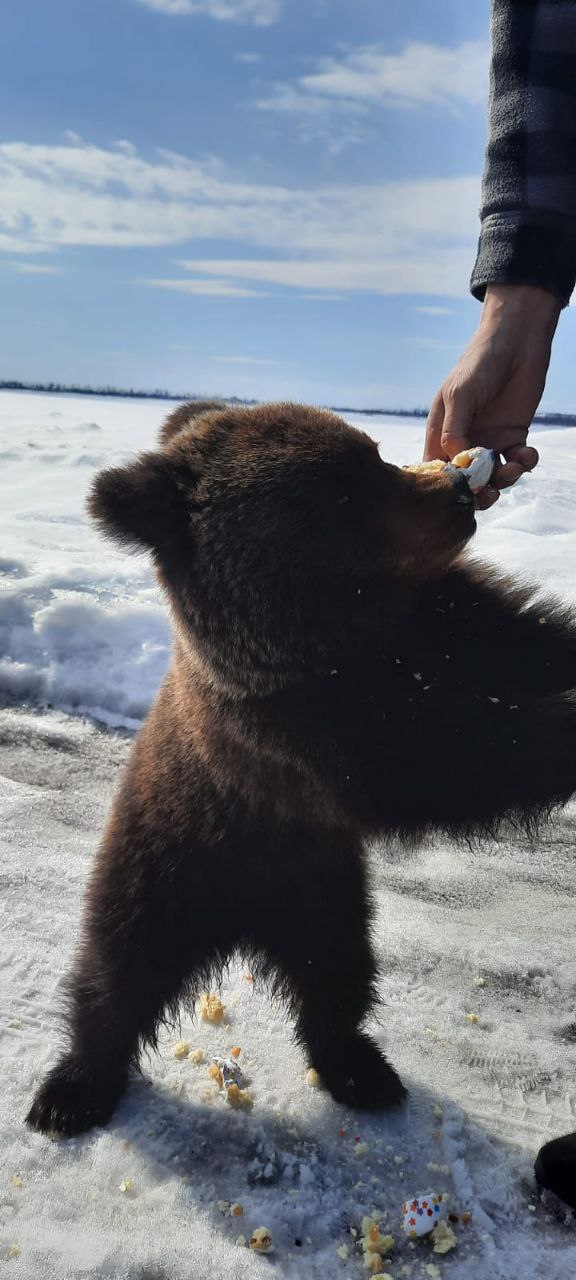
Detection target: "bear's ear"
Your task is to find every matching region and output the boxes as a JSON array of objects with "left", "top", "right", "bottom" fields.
[
  {"left": 159, "top": 400, "right": 224, "bottom": 447},
  {"left": 86, "top": 451, "right": 192, "bottom": 552}
]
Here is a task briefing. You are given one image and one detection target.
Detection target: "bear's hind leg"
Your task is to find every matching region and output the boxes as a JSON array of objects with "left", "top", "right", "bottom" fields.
[
  {"left": 26, "top": 946, "right": 194, "bottom": 1136},
  {"left": 267, "top": 844, "right": 406, "bottom": 1111},
  {"left": 26, "top": 847, "right": 219, "bottom": 1137},
  {"left": 294, "top": 940, "right": 406, "bottom": 1110}
]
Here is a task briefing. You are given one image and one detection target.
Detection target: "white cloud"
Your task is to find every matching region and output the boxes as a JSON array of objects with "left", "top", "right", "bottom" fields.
[
  {"left": 258, "top": 40, "right": 489, "bottom": 117},
  {"left": 414, "top": 305, "right": 454, "bottom": 316},
  {"left": 0, "top": 232, "right": 53, "bottom": 255},
  {"left": 135, "top": 0, "right": 280, "bottom": 24},
  {"left": 258, "top": 84, "right": 366, "bottom": 118},
  {"left": 0, "top": 137, "right": 481, "bottom": 298},
  {"left": 234, "top": 51, "right": 262, "bottom": 63},
  {"left": 8, "top": 261, "right": 62, "bottom": 275},
  {"left": 173, "top": 249, "right": 475, "bottom": 297},
  {"left": 254, "top": 83, "right": 368, "bottom": 152},
  {"left": 143, "top": 277, "right": 273, "bottom": 296}
]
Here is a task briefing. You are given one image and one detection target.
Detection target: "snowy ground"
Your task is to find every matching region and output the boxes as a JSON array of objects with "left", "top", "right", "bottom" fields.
[{"left": 2, "top": 391, "right": 576, "bottom": 1278}]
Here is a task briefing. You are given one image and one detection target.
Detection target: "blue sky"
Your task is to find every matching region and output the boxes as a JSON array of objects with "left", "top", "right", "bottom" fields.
[{"left": 2, "top": 0, "right": 575, "bottom": 410}]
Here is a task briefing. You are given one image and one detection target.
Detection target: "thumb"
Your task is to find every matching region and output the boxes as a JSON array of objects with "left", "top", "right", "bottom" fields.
[
  {"left": 424, "top": 389, "right": 474, "bottom": 461},
  {"left": 424, "top": 391, "right": 445, "bottom": 461}
]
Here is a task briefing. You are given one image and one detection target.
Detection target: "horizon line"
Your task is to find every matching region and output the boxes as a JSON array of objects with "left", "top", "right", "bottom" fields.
[{"left": 0, "top": 379, "right": 574, "bottom": 426}]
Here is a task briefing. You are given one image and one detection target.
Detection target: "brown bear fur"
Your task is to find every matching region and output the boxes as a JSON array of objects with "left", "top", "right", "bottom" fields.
[
  {"left": 157, "top": 399, "right": 225, "bottom": 447},
  {"left": 27, "top": 401, "right": 576, "bottom": 1136}
]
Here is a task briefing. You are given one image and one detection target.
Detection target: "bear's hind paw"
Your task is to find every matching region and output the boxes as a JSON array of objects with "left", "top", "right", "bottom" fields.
[
  {"left": 316, "top": 1034, "right": 407, "bottom": 1111},
  {"left": 26, "top": 1054, "right": 124, "bottom": 1136}
]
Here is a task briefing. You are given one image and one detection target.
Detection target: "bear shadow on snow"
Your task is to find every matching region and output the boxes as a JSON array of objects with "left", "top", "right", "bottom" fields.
[{"left": 26, "top": 400, "right": 576, "bottom": 1137}]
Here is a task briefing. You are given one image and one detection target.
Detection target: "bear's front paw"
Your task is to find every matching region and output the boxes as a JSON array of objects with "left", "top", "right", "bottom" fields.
[
  {"left": 26, "top": 1054, "right": 124, "bottom": 1136},
  {"left": 315, "top": 1033, "right": 407, "bottom": 1110}
]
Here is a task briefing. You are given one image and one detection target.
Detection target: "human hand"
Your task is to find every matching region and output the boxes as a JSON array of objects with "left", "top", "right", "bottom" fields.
[{"left": 424, "top": 285, "right": 561, "bottom": 508}]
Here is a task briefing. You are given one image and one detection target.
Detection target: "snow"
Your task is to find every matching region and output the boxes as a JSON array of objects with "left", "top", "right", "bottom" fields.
[{"left": 2, "top": 391, "right": 576, "bottom": 1277}]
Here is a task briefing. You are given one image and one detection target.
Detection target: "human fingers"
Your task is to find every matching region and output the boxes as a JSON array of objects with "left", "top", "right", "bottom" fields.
[
  {"left": 423, "top": 392, "right": 446, "bottom": 461},
  {"left": 475, "top": 485, "right": 500, "bottom": 511},
  {"left": 491, "top": 459, "right": 526, "bottom": 489},
  {"left": 438, "top": 396, "right": 474, "bottom": 461},
  {"left": 503, "top": 443, "right": 539, "bottom": 471},
  {"left": 491, "top": 445, "right": 539, "bottom": 490}
]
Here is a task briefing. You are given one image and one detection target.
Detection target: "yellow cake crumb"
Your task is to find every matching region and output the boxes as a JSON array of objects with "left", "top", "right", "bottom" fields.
[
  {"left": 336, "top": 1243, "right": 349, "bottom": 1260},
  {"left": 432, "top": 1221, "right": 458, "bottom": 1254},
  {"left": 452, "top": 450, "right": 474, "bottom": 469},
  {"left": 226, "top": 1083, "right": 253, "bottom": 1110},
  {"left": 473, "top": 976, "right": 485, "bottom": 988},
  {"left": 208, "top": 1063, "right": 224, "bottom": 1088},
  {"left": 354, "top": 1141, "right": 370, "bottom": 1157},
  {"left": 307, "top": 1067, "right": 321, "bottom": 1088},
  {"left": 361, "top": 1220, "right": 394, "bottom": 1256},
  {"left": 119, "top": 1178, "right": 135, "bottom": 1195},
  {"left": 189, "top": 1047, "right": 205, "bottom": 1064},
  {"left": 235, "top": 1234, "right": 247, "bottom": 1247},
  {"left": 11, "top": 1175, "right": 23, "bottom": 1189},
  {"left": 404, "top": 460, "right": 446, "bottom": 475},
  {"left": 230, "top": 1202, "right": 244, "bottom": 1217},
  {"left": 466, "top": 1012, "right": 479, "bottom": 1024},
  {"left": 199, "top": 993, "right": 225, "bottom": 1024},
  {"left": 363, "top": 1251, "right": 386, "bottom": 1274},
  {"left": 6, "top": 1244, "right": 21, "bottom": 1260},
  {"left": 249, "top": 1227, "right": 272, "bottom": 1252},
  {"left": 200, "top": 1087, "right": 217, "bottom": 1103},
  {"left": 173, "top": 1041, "right": 190, "bottom": 1060},
  {"left": 424, "top": 1266, "right": 442, "bottom": 1280}
]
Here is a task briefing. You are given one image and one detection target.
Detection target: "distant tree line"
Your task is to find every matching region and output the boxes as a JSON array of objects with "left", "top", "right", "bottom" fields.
[
  {"left": 1, "top": 379, "right": 575, "bottom": 426},
  {"left": 0, "top": 379, "right": 257, "bottom": 406}
]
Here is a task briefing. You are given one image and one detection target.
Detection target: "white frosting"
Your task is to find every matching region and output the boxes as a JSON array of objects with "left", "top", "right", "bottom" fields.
[{"left": 447, "top": 447, "right": 496, "bottom": 494}]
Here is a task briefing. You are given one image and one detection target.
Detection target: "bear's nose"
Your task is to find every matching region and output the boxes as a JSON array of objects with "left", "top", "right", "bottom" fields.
[{"left": 452, "top": 472, "right": 475, "bottom": 507}]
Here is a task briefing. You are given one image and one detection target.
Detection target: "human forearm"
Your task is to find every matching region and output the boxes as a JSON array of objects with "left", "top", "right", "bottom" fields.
[
  {"left": 471, "top": 0, "right": 576, "bottom": 306},
  {"left": 480, "top": 284, "right": 561, "bottom": 342}
]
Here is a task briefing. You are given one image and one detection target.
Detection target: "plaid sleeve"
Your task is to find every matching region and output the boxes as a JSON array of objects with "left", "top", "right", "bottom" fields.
[{"left": 471, "top": 0, "right": 576, "bottom": 306}]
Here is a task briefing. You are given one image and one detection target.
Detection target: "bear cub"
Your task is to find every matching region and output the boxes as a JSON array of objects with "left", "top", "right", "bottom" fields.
[{"left": 27, "top": 401, "right": 576, "bottom": 1136}]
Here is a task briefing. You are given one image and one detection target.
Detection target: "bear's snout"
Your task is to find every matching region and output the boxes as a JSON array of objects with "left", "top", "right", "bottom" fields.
[{"left": 451, "top": 471, "right": 476, "bottom": 508}]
